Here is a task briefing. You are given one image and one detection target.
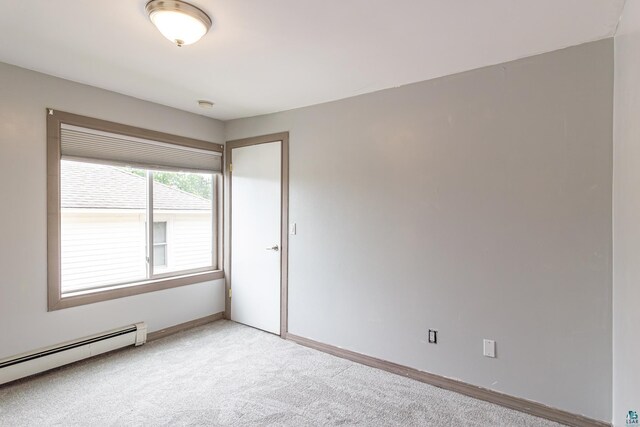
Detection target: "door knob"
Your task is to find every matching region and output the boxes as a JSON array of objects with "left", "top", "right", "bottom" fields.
[{"left": 266, "top": 245, "right": 279, "bottom": 251}]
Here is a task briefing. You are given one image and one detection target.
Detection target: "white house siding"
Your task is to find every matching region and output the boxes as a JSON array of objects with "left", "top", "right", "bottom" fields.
[
  {"left": 155, "top": 212, "right": 213, "bottom": 275},
  {"left": 61, "top": 211, "right": 147, "bottom": 292},
  {"left": 61, "top": 210, "right": 212, "bottom": 293}
]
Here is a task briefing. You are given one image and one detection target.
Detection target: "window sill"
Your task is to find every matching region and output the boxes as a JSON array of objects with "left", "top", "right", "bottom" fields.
[{"left": 48, "top": 270, "right": 224, "bottom": 311}]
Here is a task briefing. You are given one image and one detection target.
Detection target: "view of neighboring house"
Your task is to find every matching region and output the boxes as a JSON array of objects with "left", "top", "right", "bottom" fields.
[{"left": 60, "top": 160, "right": 213, "bottom": 293}]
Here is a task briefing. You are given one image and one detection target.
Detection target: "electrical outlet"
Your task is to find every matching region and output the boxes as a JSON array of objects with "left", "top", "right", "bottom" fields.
[
  {"left": 483, "top": 339, "right": 496, "bottom": 358},
  {"left": 428, "top": 329, "right": 438, "bottom": 344}
]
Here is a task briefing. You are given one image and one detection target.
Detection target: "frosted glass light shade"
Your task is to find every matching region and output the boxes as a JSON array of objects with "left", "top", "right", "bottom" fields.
[{"left": 146, "top": 0, "right": 212, "bottom": 47}]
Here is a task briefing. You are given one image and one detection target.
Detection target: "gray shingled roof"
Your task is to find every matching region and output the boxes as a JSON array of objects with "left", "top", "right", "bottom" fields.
[{"left": 61, "top": 161, "right": 211, "bottom": 210}]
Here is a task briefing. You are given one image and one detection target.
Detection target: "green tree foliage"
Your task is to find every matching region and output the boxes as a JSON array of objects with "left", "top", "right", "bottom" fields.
[
  {"left": 153, "top": 171, "right": 213, "bottom": 200},
  {"left": 126, "top": 168, "right": 212, "bottom": 200}
]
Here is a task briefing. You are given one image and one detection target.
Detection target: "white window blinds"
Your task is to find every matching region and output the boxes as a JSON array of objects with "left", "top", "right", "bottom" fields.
[{"left": 60, "top": 124, "right": 222, "bottom": 173}]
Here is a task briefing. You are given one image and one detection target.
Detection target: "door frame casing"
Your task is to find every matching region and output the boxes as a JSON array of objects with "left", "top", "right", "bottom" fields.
[{"left": 224, "top": 132, "right": 289, "bottom": 337}]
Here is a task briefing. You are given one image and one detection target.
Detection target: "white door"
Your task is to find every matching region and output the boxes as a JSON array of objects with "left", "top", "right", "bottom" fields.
[{"left": 230, "top": 141, "right": 281, "bottom": 334}]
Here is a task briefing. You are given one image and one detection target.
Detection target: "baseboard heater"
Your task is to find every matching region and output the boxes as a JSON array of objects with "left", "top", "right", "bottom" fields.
[{"left": 0, "top": 322, "right": 147, "bottom": 385}]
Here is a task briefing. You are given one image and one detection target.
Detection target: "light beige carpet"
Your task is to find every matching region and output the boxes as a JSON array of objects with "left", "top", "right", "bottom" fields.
[{"left": 0, "top": 320, "right": 560, "bottom": 426}]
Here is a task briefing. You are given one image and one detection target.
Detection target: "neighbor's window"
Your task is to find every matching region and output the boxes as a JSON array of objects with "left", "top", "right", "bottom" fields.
[
  {"left": 47, "top": 110, "right": 223, "bottom": 310},
  {"left": 153, "top": 222, "right": 168, "bottom": 268}
]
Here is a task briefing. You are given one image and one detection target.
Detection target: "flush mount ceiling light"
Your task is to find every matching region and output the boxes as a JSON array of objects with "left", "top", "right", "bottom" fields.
[{"left": 146, "top": 0, "right": 212, "bottom": 47}]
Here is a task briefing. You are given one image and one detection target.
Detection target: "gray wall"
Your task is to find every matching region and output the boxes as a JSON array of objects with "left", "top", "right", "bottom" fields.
[
  {"left": 613, "top": 1, "right": 640, "bottom": 425},
  {"left": 0, "top": 62, "right": 226, "bottom": 360},
  {"left": 226, "top": 40, "right": 614, "bottom": 421}
]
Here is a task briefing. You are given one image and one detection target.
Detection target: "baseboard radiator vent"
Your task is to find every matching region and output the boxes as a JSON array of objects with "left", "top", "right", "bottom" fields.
[{"left": 0, "top": 322, "right": 147, "bottom": 385}]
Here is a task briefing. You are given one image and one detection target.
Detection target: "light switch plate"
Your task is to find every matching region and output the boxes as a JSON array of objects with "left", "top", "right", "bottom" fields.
[
  {"left": 483, "top": 339, "right": 496, "bottom": 358},
  {"left": 289, "top": 223, "right": 296, "bottom": 235}
]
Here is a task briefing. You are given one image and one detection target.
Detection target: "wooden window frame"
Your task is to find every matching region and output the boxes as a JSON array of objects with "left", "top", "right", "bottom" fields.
[{"left": 47, "top": 109, "right": 224, "bottom": 311}]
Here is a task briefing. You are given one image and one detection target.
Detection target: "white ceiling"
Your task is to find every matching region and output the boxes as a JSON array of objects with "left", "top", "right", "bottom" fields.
[{"left": 0, "top": 1, "right": 626, "bottom": 120}]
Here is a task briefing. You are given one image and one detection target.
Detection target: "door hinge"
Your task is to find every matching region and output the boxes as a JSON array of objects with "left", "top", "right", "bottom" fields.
[{"left": 228, "top": 288, "right": 232, "bottom": 299}]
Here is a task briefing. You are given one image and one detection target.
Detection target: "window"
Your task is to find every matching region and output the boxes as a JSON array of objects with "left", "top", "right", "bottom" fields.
[
  {"left": 48, "top": 110, "right": 224, "bottom": 310},
  {"left": 153, "top": 222, "right": 168, "bottom": 268}
]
